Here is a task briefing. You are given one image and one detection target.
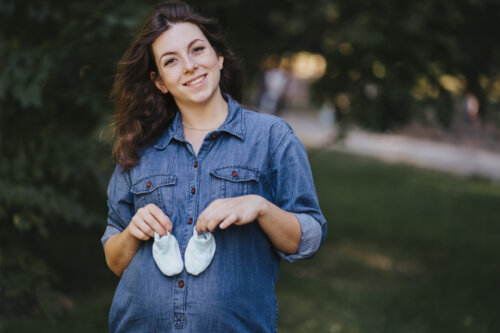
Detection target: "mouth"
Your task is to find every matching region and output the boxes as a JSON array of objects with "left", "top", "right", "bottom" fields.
[{"left": 183, "top": 74, "right": 207, "bottom": 86}]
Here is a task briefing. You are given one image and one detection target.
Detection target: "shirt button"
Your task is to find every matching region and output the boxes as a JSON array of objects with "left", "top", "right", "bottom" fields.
[
  {"left": 178, "top": 280, "right": 184, "bottom": 288},
  {"left": 232, "top": 171, "right": 238, "bottom": 178},
  {"left": 146, "top": 181, "right": 152, "bottom": 188},
  {"left": 194, "top": 161, "right": 198, "bottom": 168},
  {"left": 211, "top": 133, "right": 217, "bottom": 139},
  {"left": 188, "top": 218, "right": 193, "bottom": 224},
  {"left": 191, "top": 188, "right": 196, "bottom": 194}
]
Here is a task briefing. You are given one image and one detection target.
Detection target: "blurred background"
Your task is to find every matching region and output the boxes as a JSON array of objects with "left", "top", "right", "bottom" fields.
[{"left": 1, "top": 0, "right": 500, "bottom": 332}]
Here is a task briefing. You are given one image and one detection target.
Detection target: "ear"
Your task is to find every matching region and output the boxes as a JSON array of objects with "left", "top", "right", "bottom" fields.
[
  {"left": 218, "top": 56, "right": 224, "bottom": 70},
  {"left": 150, "top": 71, "right": 168, "bottom": 94}
]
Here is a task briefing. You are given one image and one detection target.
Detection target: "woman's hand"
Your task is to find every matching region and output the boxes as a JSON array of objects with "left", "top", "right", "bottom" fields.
[
  {"left": 195, "top": 195, "right": 301, "bottom": 254},
  {"left": 126, "top": 203, "right": 173, "bottom": 240},
  {"left": 105, "top": 204, "right": 173, "bottom": 276},
  {"left": 195, "top": 195, "right": 266, "bottom": 233}
]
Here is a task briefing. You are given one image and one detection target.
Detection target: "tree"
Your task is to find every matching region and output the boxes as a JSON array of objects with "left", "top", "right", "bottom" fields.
[{"left": 0, "top": 0, "right": 152, "bottom": 316}]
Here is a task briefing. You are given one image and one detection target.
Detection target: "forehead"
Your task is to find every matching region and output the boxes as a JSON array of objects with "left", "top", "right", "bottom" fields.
[{"left": 152, "top": 22, "right": 207, "bottom": 54}]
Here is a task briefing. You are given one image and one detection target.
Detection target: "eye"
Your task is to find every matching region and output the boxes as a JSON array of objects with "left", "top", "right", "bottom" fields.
[
  {"left": 163, "top": 58, "right": 176, "bottom": 67},
  {"left": 192, "top": 46, "right": 205, "bottom": 54}
]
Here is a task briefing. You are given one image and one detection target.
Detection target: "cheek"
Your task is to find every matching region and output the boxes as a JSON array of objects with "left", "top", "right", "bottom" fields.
[
  {"left": 201, "top": 51, "right": 220, "bottom": 68},
  {"left": 213, "top": 69, "right": 221, "bottom": 84},
  {"left": 161, "top": 69, "right": 181, "bottom": 87}
]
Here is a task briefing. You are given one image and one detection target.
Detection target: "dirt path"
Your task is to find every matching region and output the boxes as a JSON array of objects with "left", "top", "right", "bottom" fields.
[{"left": 283, "top": 114, "right": 500, "bottom": 181}]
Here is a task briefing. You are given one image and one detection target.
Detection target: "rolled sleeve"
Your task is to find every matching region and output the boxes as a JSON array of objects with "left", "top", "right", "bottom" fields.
[
  {"left": 277, "top": 213, "right": 323, "bottom": 262},
  {"left": 101, "top": 165, "right": 134, "bottom": 248},
  {"left": 101, "top": 224, "right": 122, "bottom": 248},
  {"left": 270, "top": 120, "right": 327, "bottom": 262}
]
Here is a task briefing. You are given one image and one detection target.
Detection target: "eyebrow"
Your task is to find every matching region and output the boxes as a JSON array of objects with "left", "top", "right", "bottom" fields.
[{"left": 159, "top": 38, "right": 205, "bottom": 62}]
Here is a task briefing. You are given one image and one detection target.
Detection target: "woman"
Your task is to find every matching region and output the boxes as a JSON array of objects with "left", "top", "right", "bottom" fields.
[{"left": 101, "top": 1, "right": 327, "bottom": 332}]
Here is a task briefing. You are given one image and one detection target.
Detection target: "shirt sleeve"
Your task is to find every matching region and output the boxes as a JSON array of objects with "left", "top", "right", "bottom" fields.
[
  {"left": 269, "top": 120, "right": 327, "bottom": 263},
  {"left": 101, "top": 164, "right": 135, "bottom": 248}
]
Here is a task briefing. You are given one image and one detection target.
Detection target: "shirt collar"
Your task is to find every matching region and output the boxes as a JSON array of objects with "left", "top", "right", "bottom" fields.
[{"left": 154, "top": 95, "right": 245, "bottom": 150}]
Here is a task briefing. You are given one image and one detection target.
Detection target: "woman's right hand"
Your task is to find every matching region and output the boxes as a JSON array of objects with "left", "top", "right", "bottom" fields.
[
  {"left": 105, "top": 204, "right": 172, "bottom": 276},
  {"left": 126, "top": 203, "right": 173, "bottom": 241}
]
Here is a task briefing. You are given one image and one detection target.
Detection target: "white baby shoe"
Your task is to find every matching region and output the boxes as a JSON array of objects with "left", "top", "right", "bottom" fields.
[
  {"left": 152, "top": 231, "right": 184, "bottom": 276},
  {"left": 184, "top": 229, "right": 216, "bottom": 276}
]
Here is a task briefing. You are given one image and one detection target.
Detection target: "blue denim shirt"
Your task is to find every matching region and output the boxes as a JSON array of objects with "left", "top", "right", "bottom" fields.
[{"left": 101, "top": 96, "right": 327, "bottom": 332}]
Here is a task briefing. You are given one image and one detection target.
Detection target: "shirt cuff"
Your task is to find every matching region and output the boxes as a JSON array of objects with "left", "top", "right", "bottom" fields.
[
  {"left": 277, "top": 213, "right": 323, "bottom": 263},
  {"left": 101, "top": 224, "right": 122, "bottom": 248}
]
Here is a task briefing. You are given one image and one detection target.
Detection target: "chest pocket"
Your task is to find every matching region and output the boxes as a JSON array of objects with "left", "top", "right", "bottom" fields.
[
  {"left": 131, "top": 175, "right": 176, "bottom": 216},
  {"left": 210, "top": 167, "right": 260, "bottom": 201}
]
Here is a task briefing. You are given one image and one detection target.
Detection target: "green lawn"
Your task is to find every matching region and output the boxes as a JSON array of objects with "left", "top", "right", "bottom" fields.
[
  {"left": 278, "top": 151, "right": 500, "bottom": 333},
  {"left": 2, "top": 151, "right": 500, "bottom": 332}
]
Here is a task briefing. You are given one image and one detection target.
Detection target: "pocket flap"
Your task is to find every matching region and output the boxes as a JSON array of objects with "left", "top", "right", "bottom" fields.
[
  {"left": 131, "top": 175, "right": 177, "bottom": 194},
  {"left": 210, "top": 167, "right": 260, "bottom": 182}
]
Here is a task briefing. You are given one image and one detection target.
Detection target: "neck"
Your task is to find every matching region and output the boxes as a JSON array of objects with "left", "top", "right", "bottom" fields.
[{"left": 176, "top": 91, "right": 228, "bottom": 130}]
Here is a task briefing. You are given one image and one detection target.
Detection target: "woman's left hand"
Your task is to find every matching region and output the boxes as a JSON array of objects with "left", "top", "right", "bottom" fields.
[
  {"left": 195, "top": 195, "right": 267, "bottom": 233},
  {"left": 197, "top": 194, "right": 301, "bottom": 254}
]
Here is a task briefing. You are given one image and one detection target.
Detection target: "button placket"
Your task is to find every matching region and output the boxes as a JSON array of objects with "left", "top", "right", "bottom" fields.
[{"left": 172, "top": 154, "right": 196, "bottom": 329}]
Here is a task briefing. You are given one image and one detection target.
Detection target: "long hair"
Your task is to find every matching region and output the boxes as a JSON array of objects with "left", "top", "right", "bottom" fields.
[{"left": 110, "top": 1, "right": 242, "bottom": 170}]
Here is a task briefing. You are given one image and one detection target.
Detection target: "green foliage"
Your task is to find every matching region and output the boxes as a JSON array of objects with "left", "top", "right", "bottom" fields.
[
  {"left": 307, "top": 0, "right": 500, "bottom": 130},
  {"left": 197, "top": 0, "right": 500, "bottom": 130},
  {"left": 0, "top": 0, "right": 150, "bottom": 315}
]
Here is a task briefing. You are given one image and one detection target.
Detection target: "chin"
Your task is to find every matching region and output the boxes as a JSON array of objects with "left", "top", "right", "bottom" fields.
[{"left": 187, "top": 88, "right": 220, "bottom": 105}]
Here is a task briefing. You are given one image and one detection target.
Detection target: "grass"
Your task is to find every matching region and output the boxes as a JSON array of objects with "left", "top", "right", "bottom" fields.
[
  {"left": 277, "top": 150, "right": 500, "bottom": 333},
  {"left": 2, "top": 151, "right": 500, "bottom": 332}
]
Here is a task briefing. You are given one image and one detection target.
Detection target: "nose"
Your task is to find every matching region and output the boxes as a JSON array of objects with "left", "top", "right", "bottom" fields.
[{"left": 183, "top": 56, "right": 198, "bottom": 73}]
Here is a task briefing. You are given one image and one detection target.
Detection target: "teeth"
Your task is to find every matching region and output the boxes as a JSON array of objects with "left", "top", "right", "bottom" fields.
[{"left": 186, "top": 75, "right": 205, "bottom": 86}]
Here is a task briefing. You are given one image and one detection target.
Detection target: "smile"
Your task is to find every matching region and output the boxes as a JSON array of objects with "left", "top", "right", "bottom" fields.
[{"left": 184, "top": 74, "right": 207, "bottom": 86}]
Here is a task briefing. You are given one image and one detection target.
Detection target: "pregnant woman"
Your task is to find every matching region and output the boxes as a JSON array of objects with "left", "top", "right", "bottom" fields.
[{"left": 101, "top": 1, "right": 327, "bottom": 331}]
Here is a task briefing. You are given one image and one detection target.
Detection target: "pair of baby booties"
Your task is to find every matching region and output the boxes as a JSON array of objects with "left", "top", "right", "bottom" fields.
[{"left": 152, "top": 229, "right": 216, "bottom": 276}]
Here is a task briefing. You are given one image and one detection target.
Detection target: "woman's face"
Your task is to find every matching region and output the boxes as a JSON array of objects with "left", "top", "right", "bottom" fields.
[{"left": 151, "top": 22, "right": 224, "bottom": 107}]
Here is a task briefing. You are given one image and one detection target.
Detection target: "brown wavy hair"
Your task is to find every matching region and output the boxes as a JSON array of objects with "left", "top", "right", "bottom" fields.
[{"left": 110, "top": 1, "right": 242, "bottom": 170}]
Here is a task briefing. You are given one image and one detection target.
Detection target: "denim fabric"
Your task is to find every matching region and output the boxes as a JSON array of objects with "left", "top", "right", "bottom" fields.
[{"left": 101, "top": 96, "right": 327, "bottom": 332}]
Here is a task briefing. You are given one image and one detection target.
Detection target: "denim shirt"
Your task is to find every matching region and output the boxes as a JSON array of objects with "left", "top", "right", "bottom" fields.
[{"left": 101, "top": 96, "right": 327, "bottom": 332}]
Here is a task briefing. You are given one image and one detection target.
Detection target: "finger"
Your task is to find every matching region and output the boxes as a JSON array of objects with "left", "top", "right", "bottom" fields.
[
  {"left": 196, "top": 214, "right": 215, "bottom": 234},
  {"left": 147, "top": 204, "right": 173, "bottom": 232},
  {"left": 128, "top": 223, "right": 149, "bottom": 241},
  {"left": 196, "top": 198, "right": 231, "bottom": 233},
  {"left": 140, "top": 210, "right": 167, "bottom": 236},
  {"left": 195, "top": 208, "right": 211, "bottom": 234},
  {"left": 200, "top": 201, "right": 231, "bottom": 232},
  {"left": 195, "top": 218, "right": 207, "bottom": 234},
  {"left": 206, "top": 214, "right": 225, "bottom": 232},
  {"left": 219, "top": 214, "right": 239, "bottom": 229},
  {"left": 132, "top": 214, "right": 155, "bottom": 238}
]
